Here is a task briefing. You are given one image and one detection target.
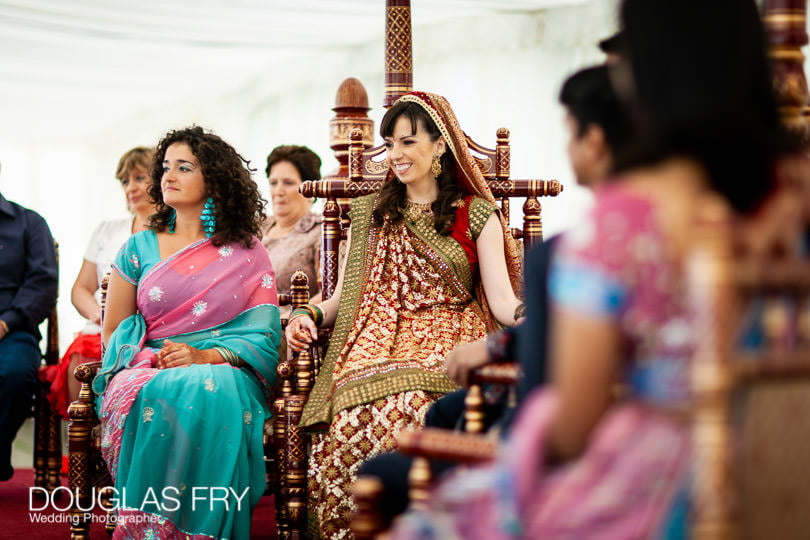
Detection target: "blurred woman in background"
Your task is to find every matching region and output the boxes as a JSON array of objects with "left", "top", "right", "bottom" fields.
[
  {"left": 43, "top": 146, "right": 155, "bottom": 420},
  {"left": 261, "top": 144, "right": 323, "bottom": 298}
]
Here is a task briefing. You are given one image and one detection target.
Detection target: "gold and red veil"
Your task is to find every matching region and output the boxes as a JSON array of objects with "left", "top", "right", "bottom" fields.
[{"left": 395, "top": 91, "right": 523, "bottom": 325}]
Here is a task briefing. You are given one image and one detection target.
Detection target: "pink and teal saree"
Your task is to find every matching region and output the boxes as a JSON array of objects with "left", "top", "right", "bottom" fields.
[{"left": 92, "top": 231, "right": 281, "bottom": 539}]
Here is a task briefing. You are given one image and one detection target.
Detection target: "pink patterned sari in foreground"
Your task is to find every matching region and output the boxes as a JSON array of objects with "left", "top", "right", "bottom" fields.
[
  {"left": 391, "top": 390, "right": 689, "bottom": 540},
  {"left": 392, "top": 185, "right": 695, "bottom": 539}
]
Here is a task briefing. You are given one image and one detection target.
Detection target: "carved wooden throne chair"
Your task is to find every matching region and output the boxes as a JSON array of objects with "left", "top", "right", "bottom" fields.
[{"left": 270, "top": 3, "right": 564, "bottom": 539}]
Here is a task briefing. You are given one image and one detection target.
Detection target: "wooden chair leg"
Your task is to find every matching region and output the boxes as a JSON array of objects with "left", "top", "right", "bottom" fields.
[
  {"left": 33, "top": 379, "right": 63, "bottom": 494},
  {"left": 47, "top": 407, "right": 62, "bottom": 492},
  {"left": 273, "top": 395, "right": 289, "bottom": 538},
  {"left": 407, "top": 457, "right": 431, "bottom": 511},
  {"left": 350, "top": 476, "right": 385, "bottom": 540},
  {"left": 67, "top": 363, "right": 100, "bottom": 540},
  {"left": 463, "top": 384, "right": 486, "bottom": 434},
  {"left": 67, "top": 414, "right": 93, "bottom": 538},
  {"left": 100, "top": 486, "right": 117, "bottom": 536},
  {"left": 33, "top": 381, "right": 50, "bottom": 490},
  {"left": 285, "top": 394, "right": 308, "bottom": 540}
]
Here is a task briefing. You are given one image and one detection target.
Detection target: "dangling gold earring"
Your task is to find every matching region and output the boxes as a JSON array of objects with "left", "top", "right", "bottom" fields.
[{"left": 431, "top": 155, "right": 442, "bottom": 179}]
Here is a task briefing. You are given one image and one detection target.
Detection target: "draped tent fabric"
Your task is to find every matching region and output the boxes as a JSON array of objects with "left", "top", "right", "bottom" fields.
[
  {"left": 0, "top": 0, "right": 587, "bottom": 143},
  {"left": 0, "top": 0, "right": 616, "bottom": 352}
]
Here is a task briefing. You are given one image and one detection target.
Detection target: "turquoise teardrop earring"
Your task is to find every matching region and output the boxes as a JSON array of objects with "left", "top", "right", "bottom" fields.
[
  {"left": 201, "top": 197, "right": 216, "bottom": 238},
  {"left": 167, "top": 208, "right": 176, "bottom": 234}
]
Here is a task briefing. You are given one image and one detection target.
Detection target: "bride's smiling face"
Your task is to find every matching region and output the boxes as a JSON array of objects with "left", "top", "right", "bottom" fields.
[{"left": 384, "top": 115, "right": 445, "bottom": 187}]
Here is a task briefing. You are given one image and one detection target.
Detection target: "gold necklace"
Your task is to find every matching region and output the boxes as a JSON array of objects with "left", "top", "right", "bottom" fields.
[{"left": 404, "top": 199, "right": 434, "bottom": 213}]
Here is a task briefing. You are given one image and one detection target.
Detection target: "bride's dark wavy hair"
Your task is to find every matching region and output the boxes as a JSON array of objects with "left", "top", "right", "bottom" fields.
[
  {"left": 148, "top": 126, "right": 267, "bottom": 248},
  {"left": 372, "top": 101, "right": 461, "bottom": 235}
]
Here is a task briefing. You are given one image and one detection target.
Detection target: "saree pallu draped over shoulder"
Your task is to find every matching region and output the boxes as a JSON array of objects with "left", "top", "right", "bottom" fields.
[
  {"left": 93, "top": 231, "right": 281, "bottom": 540},
  {"left": 300, "top": 194, "right": 493, "bottom": 427},
  {"left": 301, "top": 194, "right": 494, "bottom": 539}
]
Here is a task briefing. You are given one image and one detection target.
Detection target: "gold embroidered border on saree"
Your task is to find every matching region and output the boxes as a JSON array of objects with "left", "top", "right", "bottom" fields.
[{"left": 300, "top": 194, "right": 495, "bottom": 427}]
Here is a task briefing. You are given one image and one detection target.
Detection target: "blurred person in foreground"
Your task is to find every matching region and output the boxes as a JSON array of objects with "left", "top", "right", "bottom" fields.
[
  {"left": 358, "top": 62, "right": 631, "bottom": 527},
  {"left": 390, "top": 0, "right": 789, "bottom": 538}
]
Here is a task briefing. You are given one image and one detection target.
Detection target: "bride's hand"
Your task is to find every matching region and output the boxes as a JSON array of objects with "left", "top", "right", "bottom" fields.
[
  {"left": 286, "top": 315, "right": 318, "bottom": 352},
  {"left": 445, "top": 339, "right": 490, "bottom": 387}
]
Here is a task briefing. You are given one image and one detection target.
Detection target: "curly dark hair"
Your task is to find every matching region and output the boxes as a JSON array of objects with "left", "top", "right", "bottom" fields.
[
  {"left": 372, "top": 101, "right": 461, "bottom": 235},
  {"left": 147, "top": 126, "right": 267, "bottom": 248},
  {"left": 265, "top": 144, "right": 322, "bottom": 181}
]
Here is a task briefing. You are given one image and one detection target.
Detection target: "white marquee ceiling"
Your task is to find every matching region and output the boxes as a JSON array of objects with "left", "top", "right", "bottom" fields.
[{"left": 0, "top": 0, "right": 584, "bottom": 142}]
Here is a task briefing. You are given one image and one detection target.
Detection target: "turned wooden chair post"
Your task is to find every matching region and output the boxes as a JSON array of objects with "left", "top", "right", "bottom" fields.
[
  {"left": 321, "top": 197, "right": 343, "bottom": 301},
  {"left": 688, "top": 199, "right": 737, "bottom": 540},
  {"left": 272, "top": 342, "right": 295, "bottom": 538},
  {"left": 67, "top": 274, "right": 113, "bottom": 539},
  {"left": 33, "top": 240, "right": 62, "bottom": 494},
  {"left": 350, "top": 477, "right": 386, "bottom": 540},
  {"left": 273, "top": 270, "right": 314, "bottom": 540},
  {"left": 464, "top": 362, "right": 521, "bottom": 435},
  {"left": 34, "top": 306, "right": 62, "bottom": 493},
  {"left": 67, "top": 363, "right": 102, "bottom": 539},
  {"left": 687, "top": 189, "right": 810, "bottom": 539}
]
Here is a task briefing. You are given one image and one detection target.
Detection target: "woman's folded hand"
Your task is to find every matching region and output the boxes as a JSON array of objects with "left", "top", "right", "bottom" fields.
[{"left": 155, "top": 339, "right": 207, "bottom": 368}]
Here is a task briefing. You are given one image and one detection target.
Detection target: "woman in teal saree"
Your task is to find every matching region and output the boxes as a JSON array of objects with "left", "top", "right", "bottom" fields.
[{"left": 95, "top": 126, "right": 281, "bottom": 539}]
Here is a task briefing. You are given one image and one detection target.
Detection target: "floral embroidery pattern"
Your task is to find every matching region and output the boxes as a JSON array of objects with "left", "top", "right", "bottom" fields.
[
  {"left": 204, "top": 378, "right": 215, "bottom": 392},
  {"left": 192, "top": 300, "right": 208, "bottom": 317},
  {"left": 243, "top": 411, "right": 253, "bottom": 424},
  {"left": 143, "top": 407, "right": 155, "bottom": 422},
  {"left": 261, "top": 273, "right": 274, "bottom": 289},
  {"left": 129, "top": 252, "right": 140, "bottom": 269},
  {"left": 211, "top": 329, "right": 221, "bottom": 337},
  {"left": 148, "top": 286, "right": 164, "bottom": 302},
  {"left": 218, "top": 245, "right": 234, "bottom": 258}
]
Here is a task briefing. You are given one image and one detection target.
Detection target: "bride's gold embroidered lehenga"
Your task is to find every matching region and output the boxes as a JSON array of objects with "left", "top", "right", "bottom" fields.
[{"left": 298, "top": 92, "right": 523, "bottom": 539}]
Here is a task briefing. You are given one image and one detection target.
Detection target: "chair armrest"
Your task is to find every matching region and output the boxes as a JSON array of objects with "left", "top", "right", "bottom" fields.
[
  {"left": 397, "top": 428, "right": 497, "bottom": 464},
  {"left": 469, "top": 362, "right": 520, "bottom": 386},
  {"left": 67, "top": 361, "right": 101, "bottom": 419}
]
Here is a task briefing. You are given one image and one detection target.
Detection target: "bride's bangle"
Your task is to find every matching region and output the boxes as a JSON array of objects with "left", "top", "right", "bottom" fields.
[{"left": 290, "top": 304, "right": 324, "bottom": 327}]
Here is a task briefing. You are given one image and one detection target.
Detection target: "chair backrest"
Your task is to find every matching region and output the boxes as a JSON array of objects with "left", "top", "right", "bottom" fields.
[
  {"left": 278, "top": 2, "right": 562, "bottom": 536},
  {"left": 302, "top": 125, "right": 563, "bottom": 300},
  {"left": 688, "top": 195, "right": 810, "bottom": 540}
]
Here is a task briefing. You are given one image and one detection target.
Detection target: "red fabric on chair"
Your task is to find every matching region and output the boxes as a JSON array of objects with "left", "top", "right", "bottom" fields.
[{"left": 38, "top": 333, "right": 101, "bottom": 419}]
